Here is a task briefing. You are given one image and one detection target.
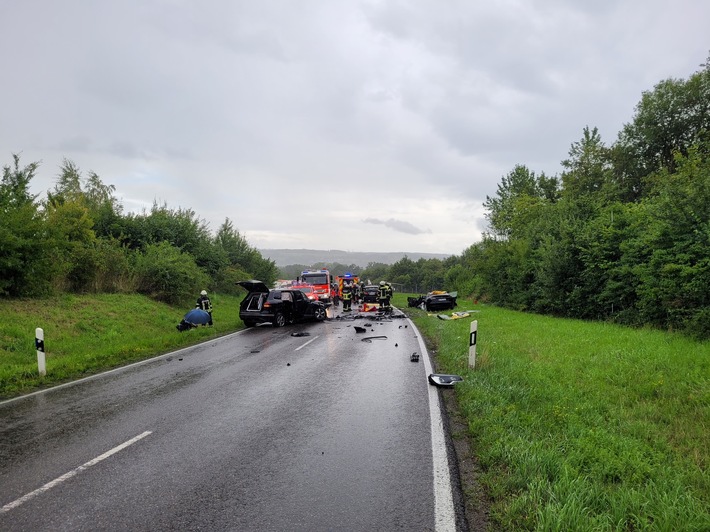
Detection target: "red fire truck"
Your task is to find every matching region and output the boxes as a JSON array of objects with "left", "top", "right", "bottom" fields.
[
  {"left": 336, "top": 273, "right": 360, "bottom": 299},
  {"left": 300, "top": 269, "right": 335, "bottom": 304}
]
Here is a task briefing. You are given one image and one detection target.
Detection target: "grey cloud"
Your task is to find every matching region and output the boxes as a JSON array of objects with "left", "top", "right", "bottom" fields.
[
  {"left": 55, "top": 136, "right": 93, "bottom": 153},
  {"left": 363, "top": 218, "right": 430, "bottom": 235},
  {"left": 106, "top": 142, "right": 152, "bottom": 161},
  {"left": 3, "top": 0, "right": 708, "bottom": 255}
]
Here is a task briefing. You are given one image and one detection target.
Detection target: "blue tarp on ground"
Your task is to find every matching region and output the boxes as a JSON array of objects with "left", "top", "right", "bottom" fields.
[
  {"left": 183, "top": 309, "right": 211, "bottom": 325},
  {"left": 177, "top": 309, "right": 212, "bottom": 331}
]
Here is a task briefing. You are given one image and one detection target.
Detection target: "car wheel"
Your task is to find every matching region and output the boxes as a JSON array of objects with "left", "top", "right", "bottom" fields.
[
  {"left": 313, "top": 306, "right": 326, "bottom": 321},
  {"left": 273, "top": 312, "right": 286, "bottom": 327}
]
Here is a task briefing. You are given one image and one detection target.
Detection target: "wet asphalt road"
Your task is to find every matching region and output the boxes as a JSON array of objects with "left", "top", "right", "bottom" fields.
[{"left": 0, "top": 308, "right": 460, "bottom": 531}]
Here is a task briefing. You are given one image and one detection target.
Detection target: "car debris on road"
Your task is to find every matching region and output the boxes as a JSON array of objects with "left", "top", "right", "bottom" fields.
[
  {"left": 434, "top": 310, "right": 479, "bottom": 320},
  {"left": 428, "top": 374, "right": 463, "bottom": 387},
  {"left": 360, "top": 335, "right": 388, "bottom": 342}
]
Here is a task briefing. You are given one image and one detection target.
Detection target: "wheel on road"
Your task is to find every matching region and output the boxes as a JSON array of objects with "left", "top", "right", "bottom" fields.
[
  {"left": 273, "top": 312, "right": 286, "bottom": 327},
  {"left": 313, "top": 306, "right": 326, "bottom": 321}
]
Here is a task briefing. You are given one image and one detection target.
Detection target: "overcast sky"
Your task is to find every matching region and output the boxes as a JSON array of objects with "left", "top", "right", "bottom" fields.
[{"left": 1, "top": 1, "right": 708, "bottom": 255}]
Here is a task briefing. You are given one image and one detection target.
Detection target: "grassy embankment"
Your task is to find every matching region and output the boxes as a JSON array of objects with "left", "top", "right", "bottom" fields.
[
  {"left": 1, "top": 293, "right": 708, "bottom": 530},
  {"left": 401, "top": 295, "right": 709, "bottom": 531},
  {"left": 0, "top": 293, "right": 244, "bottom": 399}
]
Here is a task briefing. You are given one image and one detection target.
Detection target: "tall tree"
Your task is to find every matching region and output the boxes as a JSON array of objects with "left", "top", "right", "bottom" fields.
[
  {"left": 561, "top": 126, "right": 613, "bottom": 200},
  {"left": 631, "top": 144, "right": 710, "bottom": 334},
  {"left": 214, "top": 218, "right": 277, "bottom": 286},
  {"left": 215, "top": 218, "right": 254, "bottom": 267},
  {"left": 47, "top": 158, "right": 83, "bottom": 205},
  {"left": 359, "top": 262, "right": 390, "bottom": 285},
  {"left": 0, "top": 153, "right": 39, "bottom": 207},
  {"left": 614, "top": 57, "right": 710, "bottom": 201},
  {"left": 484, "top": 164, "right": 558, "bottom": 238},
  {"left": 0, "top": 155, "right": 55, "bottom": 296}
]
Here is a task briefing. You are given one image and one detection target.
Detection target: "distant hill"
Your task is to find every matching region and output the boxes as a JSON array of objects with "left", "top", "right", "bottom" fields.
[{"left": 259, "top": 249, "right": 451, "bottom": 268}]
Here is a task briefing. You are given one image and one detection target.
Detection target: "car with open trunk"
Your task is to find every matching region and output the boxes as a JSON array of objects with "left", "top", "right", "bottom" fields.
[{"left": 238, "top": 280, "right": 328, "bottom": 327}]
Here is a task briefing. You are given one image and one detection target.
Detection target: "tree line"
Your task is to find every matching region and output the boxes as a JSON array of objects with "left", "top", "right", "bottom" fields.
[
  {"left": 0, "top": 157, "right": 278, "bottom": 305},
  {"left": 292, "top": 57, "right": 710, "bottom": 339},
  {"left": 4, "top": 56, "right": 708, "bottom": 337},
  {"left": 463, "top": 57, "right": 710, "bottom": 338}
]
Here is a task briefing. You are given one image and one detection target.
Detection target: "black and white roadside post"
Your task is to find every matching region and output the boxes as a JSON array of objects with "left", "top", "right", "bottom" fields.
[
  {"left": 35, "top": 327, "right": 46, "bottom": 376},
  {"left": 468, "top": 320, "right": 478, "bottom": 369}
]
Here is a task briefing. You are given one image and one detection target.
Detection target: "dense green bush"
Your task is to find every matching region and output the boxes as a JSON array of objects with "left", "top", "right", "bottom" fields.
[
  {"left": 0, "top": 156, "right": 57, "bottom": 297},
  {"left": 134, "top": 242, "right": 209, "bottom": 305},
  {"left": 93, "top": 238, "right": 136, "bottom": 293},
  {"left": 1, "top": 156, "right": 277, "bottom": 302},
  {"left": 212, "top": 265, "right": 251, "bottom": 295}
]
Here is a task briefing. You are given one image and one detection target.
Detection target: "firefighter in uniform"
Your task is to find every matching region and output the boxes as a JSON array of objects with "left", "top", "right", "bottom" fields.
[
  {"left": 378, "top": 281, "right": 393, "bottom": 310},
  {"left": 196, "top": 289, "right": 213, "bottom": 325},
  {"left": 353, "top": 282, "right": 362, "bottom": 305},
  {"left": 342, "top": 281, "right": 353, "bottom": 312}
]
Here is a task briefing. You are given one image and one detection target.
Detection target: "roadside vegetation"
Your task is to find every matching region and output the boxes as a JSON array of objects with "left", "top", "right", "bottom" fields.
[
  {"left": 401, "top": 296, "right": 709, "bottom": 531},
  {"left": 1, "top": 157, "right": 278, "bottom": 304},
  {"left": 0, "top": 293, "right": 244, "bottom": 399}
]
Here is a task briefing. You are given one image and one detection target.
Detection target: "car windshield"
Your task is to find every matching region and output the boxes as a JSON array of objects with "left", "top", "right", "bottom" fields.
[{"left": 302, "top": 274, "right": 327, "bottom": 284}]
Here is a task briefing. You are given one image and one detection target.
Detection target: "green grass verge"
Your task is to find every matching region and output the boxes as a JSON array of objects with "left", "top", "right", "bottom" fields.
[
  {"left": 394, "top": 293, "right": 709, "bottom": 531},
  {"left": 0, "top": 293, "right": 244, "bottom": 399}
]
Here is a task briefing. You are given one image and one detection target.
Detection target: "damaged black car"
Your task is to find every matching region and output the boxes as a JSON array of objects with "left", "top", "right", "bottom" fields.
[
  {"left": 408, "top": 290, "right": 458, "bottom": 311},
  {"left": 238, "top": 280, "right": 328, "bottom": 327}
]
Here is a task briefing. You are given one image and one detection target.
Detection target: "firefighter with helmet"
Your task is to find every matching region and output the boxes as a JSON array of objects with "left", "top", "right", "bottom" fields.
[
  {"left": 342, "top": 280, "right": 353, "bottom": 312},
  {"left": 378, "top": 280, "right": 393, "bottom": 309},
  {"left": 196, "top": 289, "right": 213, "bottom": 325},
  {"left": 353, "top": 281, "right": 362, "bottom": 305}
]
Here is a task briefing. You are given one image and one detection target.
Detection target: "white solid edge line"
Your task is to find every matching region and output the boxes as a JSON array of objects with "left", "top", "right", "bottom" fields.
[
  {"left": 0, "top": 329, "right": 249, "bottom": 407},
  {"left": 408, "top": 317, "right": 457, "bottom": 532},
  {"left": 1, "top": 431, "right": 152, "bottom": 514},
  {"left": 294, "top": 335, "right": 319, "bottom": 351}
]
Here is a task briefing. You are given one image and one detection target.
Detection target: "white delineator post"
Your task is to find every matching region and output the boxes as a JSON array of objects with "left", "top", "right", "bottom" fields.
[
  {"left": 35, "top": 327, "right": 46, "bottom": 376},
  {"left": 468, "top": 320, "right": 478, "bottom": 369}
]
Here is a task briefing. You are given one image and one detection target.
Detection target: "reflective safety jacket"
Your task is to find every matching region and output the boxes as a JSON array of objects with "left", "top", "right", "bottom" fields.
[{"left": 196, "top": 296, "right": 213, "bottom": 313}]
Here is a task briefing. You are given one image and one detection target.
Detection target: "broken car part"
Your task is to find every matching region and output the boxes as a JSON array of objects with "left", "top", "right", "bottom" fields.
[{"left": 427, "top": 374, "right": 463, "bottom": 387}]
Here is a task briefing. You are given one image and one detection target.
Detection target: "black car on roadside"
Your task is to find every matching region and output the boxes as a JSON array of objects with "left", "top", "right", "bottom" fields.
[
  {"left": 408, "top": 291, "right": 457, "bottom": 311},
  {"left": 238, "top": 280, "right": 328, "bottom": 327}
]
